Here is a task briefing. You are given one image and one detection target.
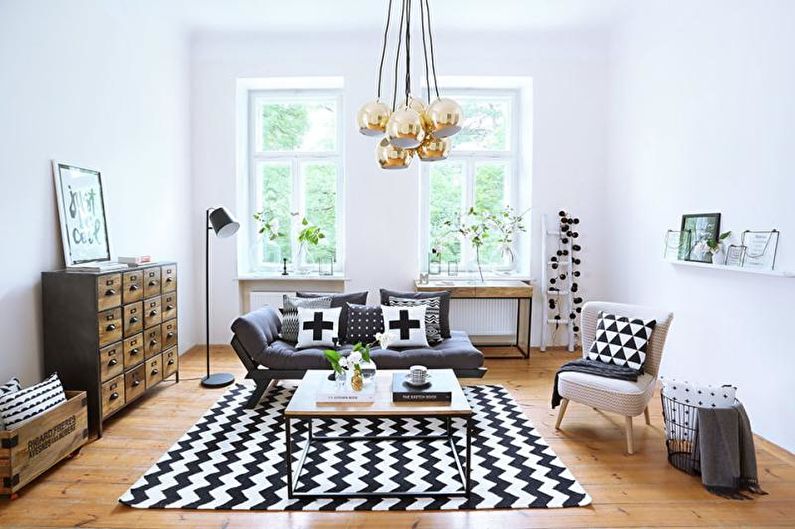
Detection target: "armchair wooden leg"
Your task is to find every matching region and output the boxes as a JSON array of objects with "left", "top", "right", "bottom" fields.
[
  {"left": 625, "top": 416, "right": 634, "bottom": 455},
  {"left": 555, "top": 399, "right": 569, "bottom": 430},
  {"left": 644, "top": 406, "right": 651, "bottom": 425}
]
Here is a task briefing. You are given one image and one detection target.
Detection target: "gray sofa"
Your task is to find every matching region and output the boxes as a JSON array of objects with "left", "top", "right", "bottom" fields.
[{"left": 231, "top": 305, "right": 486, "bottom": 408}]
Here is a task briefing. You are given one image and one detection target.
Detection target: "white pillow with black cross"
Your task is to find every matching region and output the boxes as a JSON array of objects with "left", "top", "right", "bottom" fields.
[
  {"left": 381, "top": 304, "right": 429, "bottom": 348},
  {"left": 296, "top": 306, "right": 342, "bottom": 349}
]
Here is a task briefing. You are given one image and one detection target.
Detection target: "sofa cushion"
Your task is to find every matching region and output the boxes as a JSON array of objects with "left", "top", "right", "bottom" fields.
[
  {"left": 296, "top": 307, "right": 341, "bottom": 349},
  {"left": 296, "top": 291, "right": 368, "bottom": 342},
  {"left": 380, "top": 288, "right": 451, "bottom": 338},
  {"left": 256, "top": 331, "right": 483, "bottom": 371},
  {"left": 388, "top": 296, "right": 443, "bottom": 344},
  {"left": 282, "top": 295, "right": 332, "bottom": 343},
  {"left": 345, "top": 303, "right": 384, "bottom": 344}
]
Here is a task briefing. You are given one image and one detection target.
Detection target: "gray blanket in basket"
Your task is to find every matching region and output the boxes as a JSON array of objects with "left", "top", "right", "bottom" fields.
[{"left": 697, "top": 401, "right": 767, "bottom": 498}]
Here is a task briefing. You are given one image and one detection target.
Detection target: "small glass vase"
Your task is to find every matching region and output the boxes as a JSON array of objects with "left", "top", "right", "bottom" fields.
[
  {"left": 360, "top": 359, "right": 377, "bottom": 385},
  {"left": 334, "top": 369, "right": 347, "bottom": 390},
  {"left": 350, "top": 369, "right": 364, "bottom": 392}
]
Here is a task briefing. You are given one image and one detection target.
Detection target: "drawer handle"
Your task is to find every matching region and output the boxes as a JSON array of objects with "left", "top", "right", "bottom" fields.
[
  {"left": 106, "top": 323, "right": 117, "bottom": 331},
  {"left": 105, "top": 288, "right": 117, "bottom": 296},
  {"left": 133, "top": 380, "right": 141, "bottom": 387},
  {"left": 167, "top": 332, "right": 175, "bottom": 339},
  {"left": 110, "top": 392, "right": 119, "bottom": 400},
  {"left": 166, "top": 305, "right": 175, "bottom": 311},
  {"left": 130, "top": 347, "right": 140, "bottom": 355},
  {"left": 130, "top": 284, "right": 139, "bottom": 291},
  {"left": 149, "top": 340, "right": 158, "bottom": 347},
  {"left": 130, "top": 316, "right": 139, "bottom": 324},
  {"left": 148, "top": 280, "right": 157, "bottom": 286},
  {"left": 166, "top": 277, "right": 173, "bottom": 283},
  {"left": 149, "top": 310, "right": 158, "bottom": 317},
  {"left": 151, "top": 368, "right": 159, "bottom": 375},
  {"left": 168, "top": 359, "right": 175, "bottom": 365},
  {"left": 108, "top": 358, "right": 118, "bottom": 366}
]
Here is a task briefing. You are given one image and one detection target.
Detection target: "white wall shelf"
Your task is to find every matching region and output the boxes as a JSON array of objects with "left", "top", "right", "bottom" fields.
[{"left": 666, "top": 259, "right": 795, "bottom": 278}]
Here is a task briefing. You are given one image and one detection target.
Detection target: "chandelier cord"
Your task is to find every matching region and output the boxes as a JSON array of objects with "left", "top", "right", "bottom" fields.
[
  {"left": 420, "top": 0, "right": 431, "bottom": 103},
  {"left": 391, "top": 0, "right": 406, "bottom": 111},
  {"left": 404, "top": 0, "right": 412, "bottom": 103},
  {"left": 424, "top": 0, "right": 440, "bottom": 99},
  {"left": 376, "top": 0, "right": 394, "bottom": 101}
]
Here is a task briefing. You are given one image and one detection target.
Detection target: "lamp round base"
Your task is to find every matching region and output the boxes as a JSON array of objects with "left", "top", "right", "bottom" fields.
[{"left": 201, "top": 373, "right": 236, "bottom": 388}]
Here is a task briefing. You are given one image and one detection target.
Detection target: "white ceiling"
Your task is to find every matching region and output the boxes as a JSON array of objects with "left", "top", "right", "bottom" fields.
[{"left": 180, "top": 0, "right": 632, "bottom": 33}]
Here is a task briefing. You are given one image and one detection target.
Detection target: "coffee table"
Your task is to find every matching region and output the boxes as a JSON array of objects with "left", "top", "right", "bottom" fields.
[{"left": 283, "top": 369, "right": 473, "bottom": 500}]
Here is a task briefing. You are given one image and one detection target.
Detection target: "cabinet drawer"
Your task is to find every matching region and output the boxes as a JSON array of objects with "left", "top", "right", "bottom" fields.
[
  {"left": 143, "top": 296, "right": 162, "bottom": 328},
  {"left": 161, "top": 292, "right": 177, "bottom": 321},
  {"left": 124, "top": 364, "right": 146, "bottom": 402},
  {"left": 122, "top": 270, "right": 143, "bottom": 303},
  {"left": 123, "top": 301, "right": 143, "bottom": 337},
  {"left": 143, "top": 267, "right": 161, "bottom": 298},
  {"left": 123, "top": 333, "right": 144, "bottom": 367},
  {"left": 98, "top": 307, "right": 123, "bottom": 347},
  {"left": 162, "top": 348, "right": 178, "bottom": 379},
  {"left": 161, "top": 319, "right": 178, "bottom": 350},
  {"left": 99, "top": 342, "right": 124, "bottom": 382},
  {"left": 97, "top": 273, "right": 122, "bottom": 311},
  {"left": 101, "top": 375, "right": 125, "bottom": 418},
  {"left": 161, "top": 264, "right": 177, "bottom": 293},
  {"left": 146, "top": 355, "right": 163, "bottom": 388},
  {"left": 144, "top": 326, "right": 162, "bottom": 359}
]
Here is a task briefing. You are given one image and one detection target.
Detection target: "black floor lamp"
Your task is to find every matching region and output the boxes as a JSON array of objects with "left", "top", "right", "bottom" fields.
[{"left": 202, "top": 206, "right": 239, "bottom": 388}]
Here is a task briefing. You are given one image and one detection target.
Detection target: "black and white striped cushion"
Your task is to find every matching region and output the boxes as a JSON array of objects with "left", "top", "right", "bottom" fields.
[
  {"left": 281, "top": 295, "right": 332, "bottom": 343},
  {"left": 0, "top": 377, "right": 21, "bottom": 430},
  {"left": 0, "top": 373, "right": 67, "bottom": 430},
  {"left": 388, "top": 296, "right": 443, "bottom": 344}
]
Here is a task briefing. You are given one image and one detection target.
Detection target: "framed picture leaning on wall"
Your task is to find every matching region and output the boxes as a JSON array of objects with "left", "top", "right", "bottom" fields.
[
  {"left": 52, "top": 161, "right": 111, "bottom": 267},
  {"left": 680, "top": 212, "right": 721, "bottom": 263}
]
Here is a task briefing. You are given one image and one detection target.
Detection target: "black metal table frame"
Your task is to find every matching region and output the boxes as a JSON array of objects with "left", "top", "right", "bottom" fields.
[
  {"left": 454, "top": 295, "right": 532, "bottom": 360},
  {"left": 284, "top": 413, "right": 473, "bottom": 500}
]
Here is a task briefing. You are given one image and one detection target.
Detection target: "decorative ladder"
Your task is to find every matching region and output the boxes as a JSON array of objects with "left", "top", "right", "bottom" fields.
[{"left": 540, "top": 213, "right": 575, "bottom": 352}]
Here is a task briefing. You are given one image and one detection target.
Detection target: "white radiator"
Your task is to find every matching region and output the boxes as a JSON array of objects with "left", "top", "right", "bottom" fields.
[
  {"left": 249, "top": 291, "right": 290, "bottom": 310},
  {"left": 450, "top": 298, "right": 517, "bottom": 337}
]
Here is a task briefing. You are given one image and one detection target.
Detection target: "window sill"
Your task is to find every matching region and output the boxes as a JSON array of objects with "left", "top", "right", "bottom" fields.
[
  {"left": 236, "top": 273, "right": 349, "bottom": 282},
  {"left": 427, "top": 273, "right": 534, "bottom": 282}
]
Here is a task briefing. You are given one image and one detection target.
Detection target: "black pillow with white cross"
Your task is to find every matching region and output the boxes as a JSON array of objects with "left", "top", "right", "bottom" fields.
[
  {"left": 296, "top": 307, "right": 342, "bottom": 349},
  {"left": 587, "top": 311, "right": 656, "bottom": 372},
  {"left": 381, "top": 304, "right": 429, "bottom": 348}
]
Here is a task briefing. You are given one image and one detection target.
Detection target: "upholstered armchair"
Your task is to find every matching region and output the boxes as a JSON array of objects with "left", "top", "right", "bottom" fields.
[{"left": 555, "top": 301, "right": 674, "bottom": 454}]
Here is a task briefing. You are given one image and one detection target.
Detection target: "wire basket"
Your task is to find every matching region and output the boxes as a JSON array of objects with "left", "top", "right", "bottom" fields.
[{"left": 660, "top": 392, "right": 701, "bottom": 475}]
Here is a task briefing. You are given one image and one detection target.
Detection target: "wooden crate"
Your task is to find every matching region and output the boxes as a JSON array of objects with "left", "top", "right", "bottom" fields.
[{"left": 0, "top": 391, "right": 89, "bottom": 497}]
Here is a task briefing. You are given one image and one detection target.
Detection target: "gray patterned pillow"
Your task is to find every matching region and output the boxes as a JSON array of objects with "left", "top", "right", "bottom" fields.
[
  {"left": 388, "top": 296, "right": 443, "bottom": 344},
  {"left": 281, "top": 295, "right": 332, "bottom": 343}
]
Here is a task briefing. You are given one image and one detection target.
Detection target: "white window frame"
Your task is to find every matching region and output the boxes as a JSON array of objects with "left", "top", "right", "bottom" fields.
[
  {"left": 419, "top": 87, "right": 523, "bottom": 275},
  {"left": 245, "top": 88, "right": 345, "bottom": 274}
]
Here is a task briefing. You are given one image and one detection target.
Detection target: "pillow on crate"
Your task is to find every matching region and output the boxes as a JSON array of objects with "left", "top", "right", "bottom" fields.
[
  {"left": 296, "top": 291, "right": 368, "bottom": 343},
  {"left": 381, "top": 304, "right": 429, "bottom": 348},
  {"left": 0, "top": 377, "right": 21, "bottom": 430},
  {"left": 345, "top": 303, "right": 384, "bottom": 345},
  {"left": 661, "top": 379, "right": 737, "bottom": 442},
  {"left": 281, "top": 295, "right": 332, "bottom": 343},
  {"left": 296, "top": 307, "right": 342, "bottom": 349},
  {"left": 388, "top": 296, "right": 443, "bottom": 344},
  {"left": 0, "top": 373, "right": 67, "bottom": 430},
  {"left": 587, "top": 311, "right": 656, "bottom": 372},
  {"left": 379, "top": 289, "right": 451, "bottom": 338}
]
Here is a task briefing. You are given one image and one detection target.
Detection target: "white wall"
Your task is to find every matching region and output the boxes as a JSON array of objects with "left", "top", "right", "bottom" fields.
[
  {"left": 0, "top": 1, "right": 198, "bottom": 386},
  {"left": 191, "top": 30, "right": 612, "bottom": 344},
  {"left": 607, "top": 0, "right": 795, "bottom": 451}
]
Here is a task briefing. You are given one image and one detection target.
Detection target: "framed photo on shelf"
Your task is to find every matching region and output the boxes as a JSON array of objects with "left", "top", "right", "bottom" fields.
[
  {"left": 724, "top": 244, "right": 746, "bottom": 267},
  {"left": 680, "top": 213, "right": 721, "bottom": 263},
  {"left": 52, "top": 161, "right": 111, "bottom": 266},
  {"left": 741, "top": 230, "right": 779, "bottom": 270},
  {"left": 665, "top": 229, "right": 692, "bottom": 260}
]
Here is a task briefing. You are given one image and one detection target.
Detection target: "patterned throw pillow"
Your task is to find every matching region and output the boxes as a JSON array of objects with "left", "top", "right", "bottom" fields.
[
  {"left": 388, "top": 296, "right": 443, "bottom": 344},
  {"left": 0, "top": 377, "right": 21, "bottom": 430},
  {"left": 381, "top": 305, "right": 429, "bottom": 348},
  {"left": 0, "top": 373, "right": 67, "bottom": 430},
  {"left": 296, "top": 307, "right": 342, "bottom": 349},
  {"left": 345, "top": 303, "right": 384, "bottom": 345},
  {"left": 281, "top": 295, "right": 332, "bottom": 343},
  {"left": 587, "top": 311, "right": 656, "bottom": 372}
]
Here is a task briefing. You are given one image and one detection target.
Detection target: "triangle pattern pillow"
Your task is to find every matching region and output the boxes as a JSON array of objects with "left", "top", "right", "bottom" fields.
[
  {"left": 381, "top": 305, "right": 429, "bottom": 348},
  {"left": 587, "top": 311, "right": 656, "bottom": 372},
  {"left": 296, "top": 307, "right": 342, "bottom": 349}
]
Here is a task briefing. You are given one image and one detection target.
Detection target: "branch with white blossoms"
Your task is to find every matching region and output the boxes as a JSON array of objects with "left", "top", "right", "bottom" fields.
[{"left": 374, "top": 331, "right": 397, "bottom": 350}]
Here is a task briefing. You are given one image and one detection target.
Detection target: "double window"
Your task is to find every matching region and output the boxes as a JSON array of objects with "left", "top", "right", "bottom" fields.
[
  {"left": 420, "top": 89, "right": 524, "bottom": 275},
  {"left": 245, "top": 89, "right": 344, "bottom": 273}
]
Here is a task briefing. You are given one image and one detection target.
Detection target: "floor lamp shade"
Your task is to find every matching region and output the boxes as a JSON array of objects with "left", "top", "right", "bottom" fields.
[{"left": 202, "top": 206, "right": 239, "bottom": 389}]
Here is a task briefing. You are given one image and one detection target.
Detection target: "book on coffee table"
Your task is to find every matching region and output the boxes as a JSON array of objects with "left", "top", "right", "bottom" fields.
[
  {"left": 316, "top": 378, "right": 376, "bottom": 403},
  {"left": 391, "top": 372, "right": 453, "bottom": 402}
]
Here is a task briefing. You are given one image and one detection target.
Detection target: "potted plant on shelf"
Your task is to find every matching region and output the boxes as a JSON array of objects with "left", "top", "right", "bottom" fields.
[
  {"left": 708, "top": 231, "right": 732, "bottom": 265},
  {"left": 294, "top": 214, "right": 325, "bottom": 273},
  {"left": 489, "top": 205, "right": 529, "bottom": 265},
  {"left": 252, "top": 210, "right": 284, "bottom": 263}
]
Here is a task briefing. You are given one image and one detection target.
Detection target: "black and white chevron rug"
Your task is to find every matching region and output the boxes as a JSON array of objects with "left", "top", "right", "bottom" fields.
[{"left": 119, "top": 383, "right": 591, "bottom": 511}]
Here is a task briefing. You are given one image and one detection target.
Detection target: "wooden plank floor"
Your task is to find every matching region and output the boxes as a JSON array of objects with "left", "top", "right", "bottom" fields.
[{"left": 1, "top": 345, "right": 792, "bottom": 528}]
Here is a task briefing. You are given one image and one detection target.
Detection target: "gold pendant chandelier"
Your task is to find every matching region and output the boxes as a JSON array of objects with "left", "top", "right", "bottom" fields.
[{"left": 357, "top": 0, "right": 463, "bottom": 169}]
